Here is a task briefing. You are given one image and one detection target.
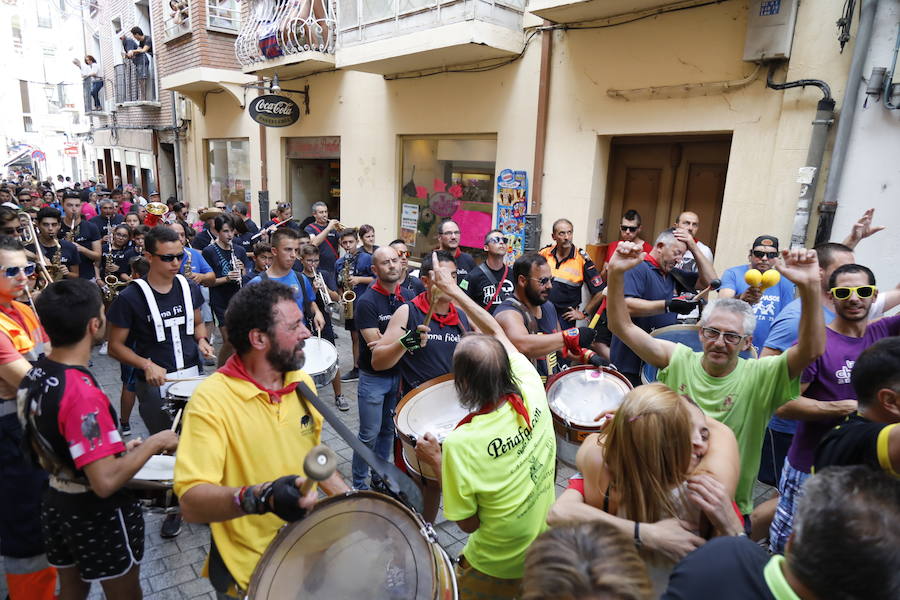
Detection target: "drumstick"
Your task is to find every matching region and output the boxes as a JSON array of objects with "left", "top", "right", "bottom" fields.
[
  {"left": 300, "top": 444, "right": 338, "bottom": 494},
  {"left": 170, "top": 408, "right": 183, "bottom": 433},
  {"left": 164, "top": 376, "right": 207, "bottom": 383},
  {"left": 422, "top": 287, "right": 438, "bottom": 328},
  {"left": 694, "top": 278, "right": 722, "bottom": 303}
]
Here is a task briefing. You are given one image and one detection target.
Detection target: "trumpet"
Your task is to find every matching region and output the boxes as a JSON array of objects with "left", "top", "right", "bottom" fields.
[{"left": 314, "top": 270, "right": 337, "bottom": 310}]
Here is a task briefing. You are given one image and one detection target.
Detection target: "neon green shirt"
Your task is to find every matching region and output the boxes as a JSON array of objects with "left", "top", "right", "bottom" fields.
[
  {"left": 441, "top": 351, "right": 557, "bottom": 579},
  {"left": 658, "top": 344, "right": 799, "bottom": 514}
]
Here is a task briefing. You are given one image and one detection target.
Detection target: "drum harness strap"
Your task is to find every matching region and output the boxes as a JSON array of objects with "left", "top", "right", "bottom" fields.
[
  {"left": 503, "top": 297, "right": 545, "bottom": 373},
  {"left": 133, "top": 275, "right": 194, "bottom": 371},
  {"left": 475, "top": 262, "right": 509, "bottom": 310}
]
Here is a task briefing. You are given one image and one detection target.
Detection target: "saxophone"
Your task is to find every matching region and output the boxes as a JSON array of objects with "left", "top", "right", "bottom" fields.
[
  {"left": 50, "top": 240, "right": 64, "bottom": 281},
  {"left": 183, "top": 248, "right": 193, "bottom": 277},
  {"left": 340, "top": 253, "right": 356, "bottom": 320},
  {"left": 64, "top": 218, "right": 80, "bottom": 243}
]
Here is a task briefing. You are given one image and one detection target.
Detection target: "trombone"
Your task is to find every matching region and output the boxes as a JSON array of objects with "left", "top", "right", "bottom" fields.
[{"left": 18, "top": 212, "right": 54, "bottom": 290}]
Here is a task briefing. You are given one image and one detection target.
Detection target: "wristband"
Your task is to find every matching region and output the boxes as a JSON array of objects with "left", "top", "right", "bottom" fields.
[
  {"left": 239, "top": 484, "right": 268, "bottom": 515},
  {"left": 234, "top": 487, "right": 246, "bottom": 514},
  {"left": 634, "top": 521, "right": 643, "bottom": 549}
]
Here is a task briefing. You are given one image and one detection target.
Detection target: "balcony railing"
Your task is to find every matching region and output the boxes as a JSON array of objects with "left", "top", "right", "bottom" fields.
[
  {"left": 114, "top": 62, "right": 158, "bottom": 104},
  {"left": 337, "top": 0, "right": 525, "bottom": 47},
  {"left": 82, "top": 78, "right": 108, "bottom": 113},
  {"left": 208, "top": 0, "right": 240, "bottom": 32},
  {"left": 235, "top": 0, "right": 337, "bottom": 67},
  {"left": 164, "top": 1, "right": 192, "bottom": 40}
]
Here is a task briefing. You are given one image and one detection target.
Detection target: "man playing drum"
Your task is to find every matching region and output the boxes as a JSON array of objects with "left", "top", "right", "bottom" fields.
[
  {"left": 413, "top": 254, "right": 557, "bottom": 600},
  {"left": 22, "top": 279, "right": 179, "bottom": 599},
  {"left": 175, "top": 280, "right": 349, "bottom": 598}
]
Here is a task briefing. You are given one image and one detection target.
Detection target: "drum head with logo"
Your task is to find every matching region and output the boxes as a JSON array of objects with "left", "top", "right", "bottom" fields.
[
  {"left": 249, "top": 492, "right": 443, "bottom": 599},
  {"left": 395, "top": 376, "right": 469, "bottom": 444},
  {"left": 546, "top": 366, "right": 631, "bottom": 427}
]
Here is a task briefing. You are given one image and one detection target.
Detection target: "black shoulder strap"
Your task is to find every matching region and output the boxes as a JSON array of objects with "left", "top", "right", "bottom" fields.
[
  {"left": 476, "top": 261, "right": 499, "bottom": 287},
  {"left": 504, "top": 297, "right": 539, "bottom": 335}
]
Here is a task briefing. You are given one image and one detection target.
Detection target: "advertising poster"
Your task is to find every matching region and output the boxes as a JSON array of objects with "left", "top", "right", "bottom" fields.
[
  {"left": 400, "top": 203, "right": 420, "bottom": 246},
  {"left": 495, "top": 169, "right": 528, "bottom": 265}
]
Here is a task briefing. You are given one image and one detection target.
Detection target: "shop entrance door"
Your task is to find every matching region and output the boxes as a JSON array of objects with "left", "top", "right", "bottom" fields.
[
  {"left": 604, "top": 135, "right": 731, "bottom": 252},
  {"left": 285, "top": 136, "right": 340, "bottom": 223}
]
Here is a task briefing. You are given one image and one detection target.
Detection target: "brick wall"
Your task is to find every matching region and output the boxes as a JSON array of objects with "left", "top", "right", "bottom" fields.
[{"left": 152, "top": 0, "right": 243, "bottom": 79}]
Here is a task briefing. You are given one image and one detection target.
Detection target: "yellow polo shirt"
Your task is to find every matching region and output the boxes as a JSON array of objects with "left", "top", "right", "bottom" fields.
[{"left": 173, "top": 369, "right": 323, "bottom": 590}]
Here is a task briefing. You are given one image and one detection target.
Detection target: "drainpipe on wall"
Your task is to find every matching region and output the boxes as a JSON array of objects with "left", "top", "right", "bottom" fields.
[
  {"left": 258, "top": 77, "right": 269, "bottom": 219},
  {"left": 815, "top": 0, "right": 879, "bottom": 245},
  {"left": 530, "top": 24, "right": 552, "bottom": 216},
  {"left": 171, "top": 91, "right": 184, "bottom": 201},
  {"left": 765, "top": 64, "right": 834, "bottom": 249}
]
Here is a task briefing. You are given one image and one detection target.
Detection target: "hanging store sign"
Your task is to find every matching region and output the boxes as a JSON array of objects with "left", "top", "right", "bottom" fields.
[{"left": 249, "top": 94, "right": 300, "bottom": 128}]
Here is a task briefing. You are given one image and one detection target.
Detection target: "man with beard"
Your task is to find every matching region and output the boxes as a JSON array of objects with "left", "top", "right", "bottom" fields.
[
  {"left": 539, "top": 219, "right": 604, "bottom": 329},
  {"left": 462, "top": 229, "right": 514, "bottom": 313},
  {"left": 494, "top": 253, "right": 602, "bottom": 383},
  {"left": 351, "top": 246, "right": 415, "bottom": 490},
  {"left": 767, "top": 264, "right": 900, "bottom": 554},
  {"left": 175, "top": 281, "right": 349, "bottom": 598}
]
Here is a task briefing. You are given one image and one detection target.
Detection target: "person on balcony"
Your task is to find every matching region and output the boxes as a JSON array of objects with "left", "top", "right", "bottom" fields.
[
  {"left": 73, "top": 55, "right": 103, "bottom": 112},
  {"left": 123, "top": 27, "right": 153, "bottom": 101}
]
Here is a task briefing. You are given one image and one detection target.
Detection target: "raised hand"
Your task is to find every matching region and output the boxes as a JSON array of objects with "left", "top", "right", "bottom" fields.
[
  {"left": 845, "top": 208, "right": 885, "bottom": 248},
  {"left": 776, "top": 248, "right": 819, "bottom": 288},
  {"left": 608, "top": 241, "right": 646, "bottom": 274}
]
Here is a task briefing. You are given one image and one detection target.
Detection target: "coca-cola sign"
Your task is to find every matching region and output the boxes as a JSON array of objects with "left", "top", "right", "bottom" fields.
[{"left": 248, "top": 94, "right": 301, "bottom": 127}]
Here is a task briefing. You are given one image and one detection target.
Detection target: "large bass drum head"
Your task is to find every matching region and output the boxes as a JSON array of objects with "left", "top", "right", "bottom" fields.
[{"left": 249, "top": 491, "right": 441, "bottom": 599}]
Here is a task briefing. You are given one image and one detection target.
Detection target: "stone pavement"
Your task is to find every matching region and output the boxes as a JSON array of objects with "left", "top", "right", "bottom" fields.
[{"left": 0, "top": 326, "right": 773, "bottom": 598}]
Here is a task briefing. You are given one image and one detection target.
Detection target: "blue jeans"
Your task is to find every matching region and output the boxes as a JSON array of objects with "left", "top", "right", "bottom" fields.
[
  {"left": 769, "top": 458, "right": 810, "bottom": 554},
  {"left": 351, "top": 370, "right": 400, "bottom": 489}
]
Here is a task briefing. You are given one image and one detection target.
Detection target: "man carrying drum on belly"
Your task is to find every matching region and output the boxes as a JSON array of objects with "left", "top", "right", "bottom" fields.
[
  {"left": 175, "top": 281, "right": 349, "bottom": 599},
  {"left": 412, "top": 255, "right": 557, "bottom": 600},
  {"left": 371, "top": 250, "right": 470, "bottom": 523},
  {"left": 107, "top": 225, "right": 215, "bottom": 538}
]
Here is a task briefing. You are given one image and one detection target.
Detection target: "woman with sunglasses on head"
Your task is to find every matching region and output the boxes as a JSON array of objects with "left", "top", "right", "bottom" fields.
[{"left": 548, "top": 383, "right": 741, "bottom": 596}]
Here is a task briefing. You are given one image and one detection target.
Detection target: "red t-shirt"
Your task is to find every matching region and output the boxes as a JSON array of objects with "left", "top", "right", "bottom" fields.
[{"left": 605, "top": 240, "right": 653, "bottom": 262}]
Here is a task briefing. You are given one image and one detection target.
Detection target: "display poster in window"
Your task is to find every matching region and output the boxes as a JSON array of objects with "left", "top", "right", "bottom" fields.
[
  {"left": 400, "top": 203, "right": 419, "bottom": 246},
  {"left": 495, "top": 169, "right": 528, "bottom": 265}
]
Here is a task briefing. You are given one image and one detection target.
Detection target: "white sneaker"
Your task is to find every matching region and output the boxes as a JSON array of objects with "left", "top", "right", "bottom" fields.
[{"left": 99, "top": 341, "right": 108, "bottom": 355}]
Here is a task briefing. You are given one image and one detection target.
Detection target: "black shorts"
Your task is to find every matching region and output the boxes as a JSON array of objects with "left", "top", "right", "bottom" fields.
[
  {"left": 212, "top": 303, "right": 228, "bottom": 327},
  {"left": 757, "top": 427, "right": 793, "bottom": 487},
  {"left": 344, "top": 317, "right": 356, "bottom": 332},
  {"left": 42, "top": 489, "right": 144, "bottom": 582}
]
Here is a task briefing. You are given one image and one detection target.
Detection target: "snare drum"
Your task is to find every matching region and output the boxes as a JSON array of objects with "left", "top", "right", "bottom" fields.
[
  {"left": 127, "top": 454, "right": 177, "bottom": 512},
  {"left": 163, "top": 379, "right": 204, "bottom": 430},
  {"left": 545, "top": 366, "right": 632, "bottom": 468},
  {"left": 640, "top": 324, "right": 758, "bottom": 384},
  {"left": 304, "top": 337, "right": 339, "bottom": 388},
  {"left": 394, "top": 375, "right": 470, "bottom": 481},
  {"left": 249, "top": 491, "right": 457, "bottom": 599}
]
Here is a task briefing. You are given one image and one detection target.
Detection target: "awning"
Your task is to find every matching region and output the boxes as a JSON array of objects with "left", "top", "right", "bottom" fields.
[{"left": 3, "top": 150, "right": 33, "bottom": 169}]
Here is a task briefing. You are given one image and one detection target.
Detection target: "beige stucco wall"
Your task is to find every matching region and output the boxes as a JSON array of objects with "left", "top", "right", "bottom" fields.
[{"left": 177, "top": 0, "right": 854, "bottom": 272}]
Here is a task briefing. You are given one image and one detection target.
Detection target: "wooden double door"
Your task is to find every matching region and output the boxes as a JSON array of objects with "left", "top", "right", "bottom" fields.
[{"left": 605, "top": 135, "right": 732, "bottom": 253}]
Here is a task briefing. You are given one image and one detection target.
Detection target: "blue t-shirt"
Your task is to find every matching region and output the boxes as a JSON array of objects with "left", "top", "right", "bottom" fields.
[
  {"left": 249, "top": 270, "right": 314, "bottom": 314},
  {"left": 180, "top": 247, "right": 212, "bottom": 275},
  {"left": 335, "top": 250, "right": 374, "bottom": 300},
  {"left": 610, "top": 260, "right": 697, "bottom": 375},
  {"left": 355, "top": 285, "right": 415, "bottom": 375},
  {"left": 720, "top": 264, "right": 796, "bottom": 352}
]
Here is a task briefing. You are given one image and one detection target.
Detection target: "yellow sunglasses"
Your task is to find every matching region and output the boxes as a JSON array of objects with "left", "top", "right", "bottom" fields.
[{"left": 830, "top": 285, "right": 876, "bottom": 300}]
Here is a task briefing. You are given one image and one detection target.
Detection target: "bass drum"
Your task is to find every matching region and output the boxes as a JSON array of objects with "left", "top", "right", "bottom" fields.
[
  {"left": 545, "top": 365, "right": 632, "bottom": 468},
  {"left": 248, "top": 491, "right": 457, "bottom": 599},
  {"left": 641, "top": 324, "right": 758, "bottom": 384}
]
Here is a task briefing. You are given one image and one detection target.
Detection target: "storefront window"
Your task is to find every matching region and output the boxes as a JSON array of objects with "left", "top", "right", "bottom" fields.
[
  {"left": 207, "top": 139, "right": 251, "bottom": 207},
  {"left": 398, "top": 136, "right": 496, "bottom": 260}
]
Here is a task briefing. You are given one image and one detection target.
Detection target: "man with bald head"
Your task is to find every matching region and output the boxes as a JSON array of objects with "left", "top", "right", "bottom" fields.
[
  {"left": 351, "top": 246, "right": 416, "bottom": 490},
  {"left": 674, "top": 211, "right": 713, "bottom": 273}
]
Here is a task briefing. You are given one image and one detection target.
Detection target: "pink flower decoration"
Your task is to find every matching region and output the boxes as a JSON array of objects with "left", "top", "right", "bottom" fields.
[
  {"left": 448, "top": 184, "right": 463, "bottom": 199},
  {"left": 433, "top": 179, "right": 447, "bottom": 192},
  {"left": 416, "top": 186, "right": 429, "bottom": 199}
]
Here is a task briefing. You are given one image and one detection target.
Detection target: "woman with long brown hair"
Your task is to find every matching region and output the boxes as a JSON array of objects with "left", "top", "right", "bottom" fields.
[{"left": 548, "top": 383, "right": 742, "bottom": 595}]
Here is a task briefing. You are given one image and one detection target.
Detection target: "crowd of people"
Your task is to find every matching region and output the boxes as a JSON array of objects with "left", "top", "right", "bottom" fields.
[{"left": 0, "top": 181, "right": 896, "bottom": 600}]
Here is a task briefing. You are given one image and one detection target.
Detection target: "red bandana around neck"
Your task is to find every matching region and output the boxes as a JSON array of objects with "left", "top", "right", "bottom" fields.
[
  {"left": 411, "top": 292, "right": 460, "bottom": 327},
  {"left": 372, "top": 281, "right": 403, "bottom": 301},
  {"left": 456, "top": 393, "right": 530, "bottom": 429},
  {"left": 218, "top": 354, "right": 298, "bottom": 404},
  {"left": 644, "top": 252, "right": 662, "bottom": 269}
]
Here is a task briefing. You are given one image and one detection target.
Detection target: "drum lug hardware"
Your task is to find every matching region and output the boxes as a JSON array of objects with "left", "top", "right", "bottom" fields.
[
  {"left": 420, "top": 522, "right": 438, "bottom": 543},
  {"left": 409, "top": 434, "right": 417, "bottom": 448}
]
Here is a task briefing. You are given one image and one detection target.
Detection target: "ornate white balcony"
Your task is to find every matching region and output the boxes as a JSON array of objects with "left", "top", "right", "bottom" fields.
[
  {"left": 235, "top": 0, "right": 337, "bottom": 77},
  {"left": 336, "top": 0, "right": 525, "bottom": 75},
  {"left": 527, "top": 0, "right": 689, "bottom": 25}
]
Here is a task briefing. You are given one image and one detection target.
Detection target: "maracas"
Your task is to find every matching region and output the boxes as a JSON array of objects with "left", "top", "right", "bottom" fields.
[
  {"left": 744, "top": 269, "right": 762, "bottom": 288},
  {"left": 760, "top": 269, "right": 781, "bottom": 290}
]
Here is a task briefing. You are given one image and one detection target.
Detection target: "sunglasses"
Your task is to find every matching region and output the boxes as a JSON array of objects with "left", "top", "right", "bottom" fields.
[
  {"left": 752, "top": 250, "right": 778, "bottom": 259},
  {"left": 700, "top": 326, "right": 745, "bottom": 345},
  {"left": 0, "top": 226, "right": 24, "bottom": 235},
  {"left": 0, "top": 263, "right": 36, "bottom": 278},
  {"left": 395, "top": 250, "right": 410, "bottom": 257},
  {"left": 830, "top": 285, "right": 876, "bottom": 300},
  {"left": 530, "top": 276, "right": 552, "bottom": 286},
  {"left": 152, "top": 252, "right": 185, "bottom": 263},
  {"left": 620, "top": 225, "right": 639, "bottom": 233},
  {"left": 486, "top": 236, "right": 508, "bottom": 245}
]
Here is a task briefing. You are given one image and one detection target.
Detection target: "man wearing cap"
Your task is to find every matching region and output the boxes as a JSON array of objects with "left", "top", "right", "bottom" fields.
[
  {"left": 718, "top": 235, "right": 796, "bottom": 353},
  {"left": 191, "top": 207, "right": 222, "bottom": 250}
]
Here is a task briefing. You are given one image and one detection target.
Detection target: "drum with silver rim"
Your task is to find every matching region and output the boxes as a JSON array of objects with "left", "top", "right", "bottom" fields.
[
  {"left": 545, "top": 365, "right": 632, "bottom": 468},
  {"left": 127, "top": 454, "right": 177, "bottom": 512},
  {"left": 249, "top": 491, "right": 458, "bottom": 599},
  {"left": 394, "top": 375, "right": 470, "bottom": 481},
  {"left": 303, "top": 337, "right": 339, "bottom": 388},
  {"left": 163, "top": 378, "right": 204, "bottom": 432}
]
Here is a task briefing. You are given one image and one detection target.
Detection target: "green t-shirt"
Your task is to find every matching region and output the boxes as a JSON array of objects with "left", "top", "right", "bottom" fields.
[
  {"left": 658, "top": 344, "right": 799, "bottom": 514},
  {"left": 441, "top": 351, "right": 557, "bottom": 579}
]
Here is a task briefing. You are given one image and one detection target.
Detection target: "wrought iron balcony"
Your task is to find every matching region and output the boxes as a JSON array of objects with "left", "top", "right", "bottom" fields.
[
  {"left": 114, "top": 62, "right": 158, "bottom": 104},
  {"left": 235, "top": 0, "right": 337, "bottom": 73}
]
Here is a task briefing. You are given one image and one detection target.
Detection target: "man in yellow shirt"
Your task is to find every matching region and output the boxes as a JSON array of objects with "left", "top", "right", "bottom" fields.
[{"left": 174, "top": 280, "right": 348, "bottom": 597}]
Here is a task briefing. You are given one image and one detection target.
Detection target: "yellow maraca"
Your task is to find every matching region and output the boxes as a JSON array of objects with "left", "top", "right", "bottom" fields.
[
  {"left": 760, "top": 269, "right": 781, "bottom": 290},
  {"left": 744, "top": 269, "right": 762, "bottom": 288}
]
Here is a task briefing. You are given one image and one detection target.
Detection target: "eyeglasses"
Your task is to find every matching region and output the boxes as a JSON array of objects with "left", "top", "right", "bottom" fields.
[
  {"left": 620, "top": 225, "right": 638, "bottom": 233},
  {"left": 830, "top": 285, "right": 876, "bottom": 300},
  {"left": 440, "top": 230, "right": 460, "bottom": 237},
  {"left": 0, "top": 263, "right": 36, "bottom": 278},
  {"left": 486, "top": 236, "right": 508, "bottom": 245},
  {"left": 151, "top": 252, "right": 185, "bottom": 263},
  {"left": 752, "top": 250, "right": 778, "bottom": 259},
  {"left": 700, "top": 327, "right": 745, "bottom": 345},
  {"left": 530, "top": 276, "right": 552, "bottom": 286}
]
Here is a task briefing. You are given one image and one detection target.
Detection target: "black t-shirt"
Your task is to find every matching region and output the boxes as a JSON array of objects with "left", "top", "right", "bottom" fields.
[
  {"left": 304, "top": 222, "right": 340, "bottom": 273},
  {"left": 101, "top": 243, "right": 138, "bottom": 279},
  {"left": 60, "top": 219, "right": 101, "bottom": 280},
  {"left": 494, "top": 298, "right": 561, "bottom": 381},
  {"left": 814, "top": 413, "right": 896, "bottom": 475},
  {"left": 662, "top": 536, "right": 775, "bottom": 600},
  {"left": 463, "top": 262, "right": 513, "bottom": 313},
  {"left": 88, "top": 214, "right": 124, "bottom": 231},
  {"left": 399, "top": 273, "right": 426, "bottom": 297},
  {"left": 453, "top": 250, "right": 476, "bottom": 282},
  {"left": 234, "top": 219, "right": 259, "bottom": 255},
  {"left": 400, "top": 296, "right": 469, "bottom": 391},
  {"left": 355, "top": 284, "right": 415, "bottom": 375},
  {"left": 202, "top": 243, "right": 251, "bottom": 310},
  {"left": 107, "top": 277, "right": 204, "bottom": 377},
  {"left": 191, "top": 228, "right": 213, "bottom": 250},
  {"left": 29, "top": 240, "right": 80, "bottom": 271}
]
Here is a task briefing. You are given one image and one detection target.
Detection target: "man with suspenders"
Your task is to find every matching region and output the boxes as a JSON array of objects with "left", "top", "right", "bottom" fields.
[
  {"left": 462, "top": 229, "right": 514, "bottom": 314},
  {"left": 107, "top": 225, "right": 215, "bottom": 538}
]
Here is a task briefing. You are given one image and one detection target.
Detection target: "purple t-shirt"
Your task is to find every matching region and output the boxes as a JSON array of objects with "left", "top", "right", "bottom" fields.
[{"left": 787, "top": 314, "right": 900, "bottom": 472}]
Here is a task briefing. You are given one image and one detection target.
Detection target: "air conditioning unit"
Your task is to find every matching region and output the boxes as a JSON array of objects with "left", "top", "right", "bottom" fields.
[
  {"left": 743, "top": 0, "right": 800, "bottom": 62},
  {"left": 177, "top": 94, "right": 193, "bottom": 121},
  {"left": 105, "top": 98, "right": 117, "bottom": 113}
]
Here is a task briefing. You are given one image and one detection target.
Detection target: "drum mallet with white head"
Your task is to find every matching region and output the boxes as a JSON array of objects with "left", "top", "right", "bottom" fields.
[{"left": 300, "top": 445, "right": 338, "bottom": 494}]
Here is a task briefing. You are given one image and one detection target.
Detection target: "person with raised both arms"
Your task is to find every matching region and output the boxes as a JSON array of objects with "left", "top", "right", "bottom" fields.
[
  {"left": 461, "top": 229, "right": 514, "bottom": 313},
  {"left": 606, "top": 239, "right": 824, "bottom": 524}
]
